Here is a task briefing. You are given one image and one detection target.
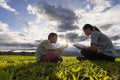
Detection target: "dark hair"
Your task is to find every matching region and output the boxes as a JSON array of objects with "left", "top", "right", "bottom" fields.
[
  {"left": 48, "top": 32, "right": 57, "bottom": 40},
  {"left": 83, "top": 24, "right": 101, "bottom": 32}
]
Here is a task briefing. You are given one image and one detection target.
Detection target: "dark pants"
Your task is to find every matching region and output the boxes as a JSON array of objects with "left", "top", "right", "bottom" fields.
[{"left": 81, "top": 49, "right": 115, "bottom": 62}]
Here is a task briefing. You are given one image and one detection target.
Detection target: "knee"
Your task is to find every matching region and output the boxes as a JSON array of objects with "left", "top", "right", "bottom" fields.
[
  {"left": 81, "top": 49, "right": 87, "bottom": 53},
  {"left": 81, "top": 49, "right": 89, "bottom": 56}
]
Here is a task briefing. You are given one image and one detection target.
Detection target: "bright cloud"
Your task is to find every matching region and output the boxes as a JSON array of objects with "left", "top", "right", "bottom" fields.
[
  {"left": 89, "top": 0, "right": 111, "bottom": 12},
  {"left": 0, "top": 21, "right": 9, "bottom": 31},
  {"left": 0, "top": 0, "right": 18, "bottom": 14},
  {"left": 0, "top": 21, "right": 37, "bottom": 50}
]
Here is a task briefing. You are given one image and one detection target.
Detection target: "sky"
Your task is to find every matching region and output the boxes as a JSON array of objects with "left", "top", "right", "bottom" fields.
[{"left": 0, "top": 0, "right": 120, "bottom": 50}]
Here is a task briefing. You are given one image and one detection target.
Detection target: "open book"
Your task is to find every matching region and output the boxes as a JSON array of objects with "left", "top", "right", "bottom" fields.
[{"left": 73, "top": 43, "right": 89, "bottom": 49}]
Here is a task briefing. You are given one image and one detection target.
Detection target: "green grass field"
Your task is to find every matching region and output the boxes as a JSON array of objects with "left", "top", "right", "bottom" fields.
[{"left": 0, "top": 55, "right": 120, "bottom": 80}]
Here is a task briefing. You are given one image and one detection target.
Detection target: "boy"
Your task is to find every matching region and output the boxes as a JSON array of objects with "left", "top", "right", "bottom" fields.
[{"left": 35, "top": 32, "right": 68, "bottom": 62}]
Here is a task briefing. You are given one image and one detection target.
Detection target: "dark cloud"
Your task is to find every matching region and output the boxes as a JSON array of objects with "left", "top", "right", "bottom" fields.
[
  {"left": 0, "top": 42, "right": 37, "bottom": 49},
  {"left": 0, "top": 29, "right": 3, "bottom": 32},
  {"left": 113, "top": 42, "right": 119, "bottom": 45},
  {"left": 65, "top": 33, "right": 78, "bottom": 42},
  {"left": 36, "top": 1, "right": 79, "bottom": 32},
  {"left": 24, "top": 22, "right": 30, "bottom": 27},
  {"left": 65, "top": 33, "right": 89, "bottom": 42},
  {"left": 18, "top": 33, "right": 26, "bottom": 37},
  {"left": 37, "top": 1, "right": 77, "bottom": 21},
  {"left": 58, "top": 34, "right": 64, "bottom": 39},
  {"left": 0, "top": 33, "right": 36, "bottom": 49},
  {"left": 100, "top": 24, "right": 113, "bottom": 30},
  {"left": 58, "top": 22, "right": 79, "bottom": 32},
  {"left": 110, "top": 35, "right": 120, "bottom": 41},
  {"left": 35, "top": 40, "right": 42, "bottom": 43},
  {"left": 0, "top": 34, "right": 13, "bottom": 43},
  {"left": 34, "top": 40, "right": 42, "bottom": 45}
]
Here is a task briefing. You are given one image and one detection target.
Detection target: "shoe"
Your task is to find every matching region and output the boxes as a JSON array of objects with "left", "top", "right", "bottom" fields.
[
  {"left": 58, "top": 57, "right": 63, "bottom": 62},
  {"left": 51, "top": 58, "right": 59, "bottom": 63},
  {"left": 51, "top": 57, "right": 63, "bottom": 63},
  {"left": 76, "top": 56, "right": 87, "bottom": 61}
]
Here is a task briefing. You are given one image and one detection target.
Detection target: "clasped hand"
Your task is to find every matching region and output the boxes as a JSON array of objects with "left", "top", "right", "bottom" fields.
[
  {"left": 61, "top": 44, "right": 68, "bottom": 49},
  {"left": 58, "top": 44, "right": 68, "bottom": 52}
]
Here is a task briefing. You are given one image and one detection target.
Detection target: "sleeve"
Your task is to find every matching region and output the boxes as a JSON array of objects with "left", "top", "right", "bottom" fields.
[{"left": 91, "top": 32, "right": 99, "bottom": 44}]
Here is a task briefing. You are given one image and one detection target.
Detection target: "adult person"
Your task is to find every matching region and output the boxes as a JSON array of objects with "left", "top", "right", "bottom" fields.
[
  {"left": 76, "top": 24, "right": 119, "bottom": 62},
  {"left": 35, "top": 32, "right": 68, "bottom": 62}
]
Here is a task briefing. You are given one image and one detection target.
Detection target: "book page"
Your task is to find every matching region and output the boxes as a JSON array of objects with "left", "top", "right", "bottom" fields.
[{"left": 73, "top": 43, "right": 89, "bottom": 49}]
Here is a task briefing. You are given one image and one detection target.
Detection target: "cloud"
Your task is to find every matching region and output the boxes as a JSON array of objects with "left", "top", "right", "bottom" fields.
[
  {"left": 89, "top": 0, "right": 111, "bottom": 12},
  {"left": 22, "top": 21, "right": 56, "bottom": 41},
  {"left": 110, "top": 35, "right": 120, "bottom": 41},
  {"left": 0, "top": 22, "right": 13, "bottom": 43},
  {"left": 36, "top": 1, "right": 77, "bottom": 21},
  {"left": 26, "top": 0, "right": 120, "bottom": 44},
  {"left": 0, "top": 0, "right": 118, "bottom": 50},
  {"left": 57, "top": 22, "right": 79, "bottom": 32},
  {"left": 0, "top": 21, "right": 37, "bottom": 50},
  {"left": 99, "top": 24, "right": 113, "bottom": 30},
  {"left": 27, "top": 1, "right": 79, "bottom": 32},
  {"left": 75, "top": 1, "right": 120, "bottom": 42},
  {"left": 28, "top": 2, "right": 77, "bottom": 20},
  {"left": 0, "top": 21, "right": 9, "bottom": 31},
  {"left": 65, "top": 32, "right": 89, "bottom": 42},
  {"left": 0, "top": 0, "right": 18, "bottom": 14}
]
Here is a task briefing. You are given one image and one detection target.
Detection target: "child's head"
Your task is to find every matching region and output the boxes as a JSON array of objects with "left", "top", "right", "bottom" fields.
[
  {"left": 48, "top": 32, "right": 58, "bottom": 43},
  {"left": 82, "top": 24, "right": 100, "bottom": 36}
]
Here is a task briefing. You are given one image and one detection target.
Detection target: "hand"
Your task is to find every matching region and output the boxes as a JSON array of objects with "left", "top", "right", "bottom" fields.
[
  {"left": 57, "top": 44, "right": 68, "bottom": 52},
  {"left": 62, "top": 44, "right": 68, "bottom": 49},
  {"left": 65, "top": 44, "right": 68, "bottom": 48}
]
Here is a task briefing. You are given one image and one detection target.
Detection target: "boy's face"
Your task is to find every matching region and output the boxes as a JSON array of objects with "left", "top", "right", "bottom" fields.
[{"left": 50, "top": 35, "right": 57, "bottom": 43}]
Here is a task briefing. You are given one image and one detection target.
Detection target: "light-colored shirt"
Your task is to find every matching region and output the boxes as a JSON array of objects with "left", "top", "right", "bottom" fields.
[
  {"left": 91, "top": 31, "right": 119, "bottom": 57},
  {"left": 35, "top": 40, "right": 54, "bottom": 60}
]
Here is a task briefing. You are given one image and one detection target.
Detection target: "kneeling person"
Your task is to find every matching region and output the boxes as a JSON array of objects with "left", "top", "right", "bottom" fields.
[{"left": 35, "top": 32, "right": 68, "bottom": 62}]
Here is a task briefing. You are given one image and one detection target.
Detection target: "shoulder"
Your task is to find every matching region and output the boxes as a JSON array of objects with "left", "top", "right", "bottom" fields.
[
  {"left": 43, "top": 40, "right": 49, "bottom": 42},
  {"left": 92, "top": 31, "right": 101, "bottom": 34},
  {"left": 40, "top": 40, "right": 50, "bottom": 44},
  {"left": 91, "top": 31, "right": 100, "bottom": 35}
]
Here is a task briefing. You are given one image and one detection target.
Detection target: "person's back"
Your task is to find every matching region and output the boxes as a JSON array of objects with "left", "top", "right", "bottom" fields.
[
  {"left": 91, "top": 31, "right": 118, "bottom": 57},
  {"left": 77, "top": 24, "right": 118, "bottom": 62},
  {"left": 35, "top": 40, "right": 54, "bottom": 61}
]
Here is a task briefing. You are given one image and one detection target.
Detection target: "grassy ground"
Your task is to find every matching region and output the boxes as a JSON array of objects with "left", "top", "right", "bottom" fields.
[{"left": 0, "top": 55, "right": 120, "bottom": 80}]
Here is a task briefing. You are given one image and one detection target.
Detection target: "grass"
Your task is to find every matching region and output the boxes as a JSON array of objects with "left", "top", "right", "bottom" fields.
[{"left": 0, "top": 55, "right": 120, "bottom": 80}]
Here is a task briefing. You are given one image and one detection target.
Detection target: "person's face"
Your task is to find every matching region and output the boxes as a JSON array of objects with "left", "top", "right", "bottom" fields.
[
  {"left": 50, "top": 35, "right": 57, "bottom": 43},
  {"left": 83, "top": 29, "right": 92, "bottom": 36}
]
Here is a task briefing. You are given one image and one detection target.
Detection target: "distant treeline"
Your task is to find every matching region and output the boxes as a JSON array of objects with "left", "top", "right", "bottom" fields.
[
  {"left": 1, "top": 49, "right": 119, "bottom": 56},
  {"left": 0, "top": 51, "right": 35, "bottom": 55}
]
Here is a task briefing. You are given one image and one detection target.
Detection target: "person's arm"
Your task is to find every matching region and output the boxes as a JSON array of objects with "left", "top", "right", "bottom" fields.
[
  {"left": 47, "top": 44, "right": 68, "bottom": 52},
  {"left": 56, "top": 44, "right": 68, "bottom": 52},
  {"left": 88, "top": 31, "right": 99, "bottom": 52},
  {"left": 78, "top": 43, "right": 98, "bottom": 52},
  {"left": 87, "top": 43, "right": 98, "bottom": 52}
]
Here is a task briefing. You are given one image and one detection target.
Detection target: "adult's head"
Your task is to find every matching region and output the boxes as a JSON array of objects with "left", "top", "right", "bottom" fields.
[
  {"left": 48, "top": 32, "right": 58, "bottom": 43},
  {"left": 82, "top": 24, "right": 100, "bottom": 36}
]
